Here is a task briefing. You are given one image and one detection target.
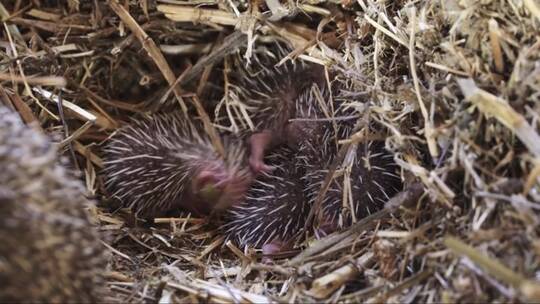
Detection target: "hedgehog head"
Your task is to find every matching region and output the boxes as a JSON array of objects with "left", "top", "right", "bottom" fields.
[{"left": 190, "top": 154, "right": 253, "bottom": 214}]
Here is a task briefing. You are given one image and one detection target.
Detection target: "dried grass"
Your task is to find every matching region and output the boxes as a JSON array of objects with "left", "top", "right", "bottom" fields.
[{"left": 1, "top": 0, "right": 539, "bottom": 302}]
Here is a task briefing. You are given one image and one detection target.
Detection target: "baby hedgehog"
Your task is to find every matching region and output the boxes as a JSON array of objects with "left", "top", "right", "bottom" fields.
[
  {"left": 303, "top": 139, "right": 403, "bottom": 234},
  {"left": 221, "top": 145, "right": 310, "bottom": 258},
  {"left": 295, "top": 84, "right": 402, "bottom": 233},
  {"left": 103, "top": 112, "right": 253, "bottom": 219},
  {"left": 0, "top": 106, "right": 107, "bottom": 303},
  {"left": 228, "top": 41, "right": 326, "bottom": 173},
  {"left": 276, "top": 78, "right": 403, "bottom": 234}
]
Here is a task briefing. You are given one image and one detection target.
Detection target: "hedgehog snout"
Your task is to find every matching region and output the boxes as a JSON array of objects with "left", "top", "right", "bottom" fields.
[
  {"left": 192, "top": 169, "right": 223, "bottom": 194},
  {"left": 209, "top": 171, "right": 253, "bottom": 213},
  {"left": 192, "top": 166, "right": 250, "bottom": 208}
]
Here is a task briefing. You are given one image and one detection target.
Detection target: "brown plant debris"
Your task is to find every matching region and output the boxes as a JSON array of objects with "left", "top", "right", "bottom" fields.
[{"left": 1, "top": 0, "right": 539, "bottom": 302}]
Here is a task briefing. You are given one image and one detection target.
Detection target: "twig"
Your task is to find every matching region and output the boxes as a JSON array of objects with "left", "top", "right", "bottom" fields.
[
  {"left": 444, "top": 236, "right": 540, "bottom": 301},
  {"left": 158, "top": 5, "right": 238, "bottom": 26},
  {"left": 488, "top": 19, "right": 504, "bottom": 73},
  {"left": 0, "top": 73, "right": 66, "bottom": 87},
  {"left": 289, "top": 183, "right": 424, "bottom": 266},
  {"left": 180, "top": 31, "right": 248, "bottom": 86},
  {"left": 457, "top": 78, "right": 540, "bottom": 157},
  {"left": 308, "top": 252, "right": 375, "bottom": 299},
  {"left": 408, "top": 7, "right": 438, "bottom": 159},
  {"left": 369, "top": 269, "right": 433, "bottom": 303}
]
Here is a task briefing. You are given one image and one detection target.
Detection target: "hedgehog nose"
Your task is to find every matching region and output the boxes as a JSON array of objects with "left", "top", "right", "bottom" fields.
[
  {"left": 213, "top": 176, "right": 230, "bottom": 189},
  {"left": 193, "top": 170, "right": 218, "bottom": 192}
]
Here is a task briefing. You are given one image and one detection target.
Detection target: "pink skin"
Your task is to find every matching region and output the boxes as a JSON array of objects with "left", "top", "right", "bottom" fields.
[
  {"left": 213, "top": 172, "right": 253, "bottom": 212},
  {"left": 190, "top": 167, "right": 252, "bottom": 215},
  {"left": 261, "top": 240, "right": 291, "bottom": 264},
  {"left": 192, "top": 170, "right": 220, "bottom": 192},
  {"left": 314, "top": 212, "right": 340, "bottom": 239},
  {"left": 314, "top": 220, "right": 339, "bottom": 239},
  {"left": 248, "top": 131, "right": 276, "bottom": 174},
  {"left": 248, "top": 121, "right": 319, "bottom": 175}
]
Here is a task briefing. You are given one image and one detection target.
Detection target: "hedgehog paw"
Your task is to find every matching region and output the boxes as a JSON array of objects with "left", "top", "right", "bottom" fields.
[
  {"left": 249, "top": 157, "right": 275, "bottom": 174},
  {"left": 248, "top": 131, "right": 276, "bottom": 174},
  {"left": 315, "top": 220, "right": 339, "bottom": 239},
  {"left": 261, "top": 240, "right": 288, "bottom": 264}
]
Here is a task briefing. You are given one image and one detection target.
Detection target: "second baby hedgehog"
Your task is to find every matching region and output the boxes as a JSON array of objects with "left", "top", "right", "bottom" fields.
[
  {"left": 303, "top": 139, "right": 403, "bottom": 234},
  {"left": 294, "top": 86, "right": 403, "bottom": 234},
  {"left": 221, "top": 145, "right": 310, "bottom": 258}
]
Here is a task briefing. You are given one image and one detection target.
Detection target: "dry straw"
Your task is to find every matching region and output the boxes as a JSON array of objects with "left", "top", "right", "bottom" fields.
[{"left": 1, "top": 0, "right": 539, "bottom": 302}]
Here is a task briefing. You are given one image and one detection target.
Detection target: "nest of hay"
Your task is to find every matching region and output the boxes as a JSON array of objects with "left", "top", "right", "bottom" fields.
[{"left": 1, "top": 0, "right": 540, "bottom": 302}]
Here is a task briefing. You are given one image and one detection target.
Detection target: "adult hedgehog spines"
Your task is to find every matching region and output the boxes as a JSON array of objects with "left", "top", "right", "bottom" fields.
[
  {"left": 103, "top": 112, "right": 253, "bottom": 219},
  {"left": 222, "top": 146, "right": 309, "bottom": 258},
  {"left": 0, "top": 106, "right": 107, "bottom": 303}
]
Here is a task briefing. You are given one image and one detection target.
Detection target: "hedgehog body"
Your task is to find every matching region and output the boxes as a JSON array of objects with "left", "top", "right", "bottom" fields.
[
  {"left": 221, "top": 146, "right": 309, "bottom": 256},
  {"left": 0, "top": 106, "right": 107, "bottom": 303},
  {"left": 302, "top": 138, "right": 402, "bottom": 233},
  {"left": 103, "top": 112, "right": 252, "bottom": 219},
  {"left": 292, "top": 80, "right": 403, "bottom": 233}
]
